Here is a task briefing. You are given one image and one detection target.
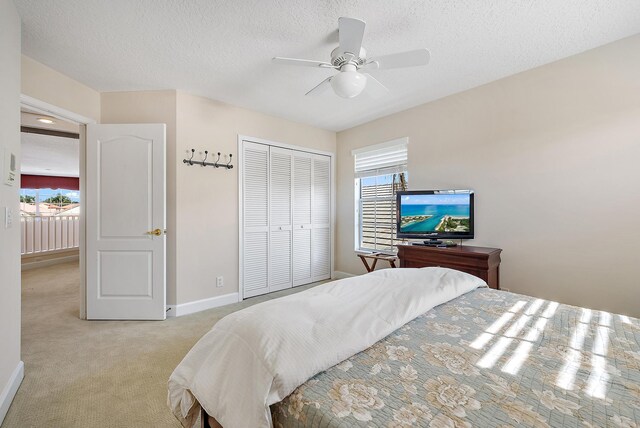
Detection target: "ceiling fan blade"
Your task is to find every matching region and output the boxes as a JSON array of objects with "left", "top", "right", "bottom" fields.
[
  {"left": 272, "top": 57, "right": 335, "bottom": 68},
  {"left": 362, "top": 73, "right": 389, "bottom": 98},
  {"left": 366, "top": 48, "right": 430, "bottom": 70},
  {"left": 305, "top": 76, "right": 333, "bottom": 96},
  {"left": 338, "top": 17, "right": 366, "bottom": 56}
]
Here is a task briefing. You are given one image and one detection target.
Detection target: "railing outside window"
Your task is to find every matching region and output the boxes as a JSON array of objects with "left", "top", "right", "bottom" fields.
[{"left": 21, "top": 215, "right": 80, "bottom": 255}]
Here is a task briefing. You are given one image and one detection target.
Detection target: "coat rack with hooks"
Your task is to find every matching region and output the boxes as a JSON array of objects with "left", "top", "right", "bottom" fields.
[{"left": 182, "top": 149, "right": 233, "bottom": 169}]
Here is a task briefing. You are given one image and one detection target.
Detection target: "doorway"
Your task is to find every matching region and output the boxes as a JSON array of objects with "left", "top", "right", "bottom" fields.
[
  {"left": 19, "top": 96, "right": 168, "bottom": 321},
  {"left": 20, "top": 111, "right": 81, "bottom": 271},
  {"left": 20, "top": 95, "right": 95, "bottom": 319},
  {"left": 19, "top": 109, "right": 83, "bottom": 321}
]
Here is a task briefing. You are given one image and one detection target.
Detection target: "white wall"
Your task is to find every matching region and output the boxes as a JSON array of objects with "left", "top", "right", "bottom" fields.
[
  {"left": 0, "top": 0, "right": 24, "bottom": 422},
  {"left": 336, "top": 35, "right": 640, "bottom": 318}
]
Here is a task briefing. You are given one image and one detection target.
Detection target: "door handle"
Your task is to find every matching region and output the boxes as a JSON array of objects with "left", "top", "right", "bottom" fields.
[{"left": 146, "top": 228, "right": 162, "bottom": 236}]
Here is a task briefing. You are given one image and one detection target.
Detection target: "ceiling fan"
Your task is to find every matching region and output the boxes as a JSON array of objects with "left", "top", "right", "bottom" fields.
[{"left": 272, "top": 17, "right": 430, "bottom": 99}]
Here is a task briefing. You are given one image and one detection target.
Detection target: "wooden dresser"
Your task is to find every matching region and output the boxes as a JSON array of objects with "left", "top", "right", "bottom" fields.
[{"left": 396, "top": 244, "right": 502, "bottom": 289}]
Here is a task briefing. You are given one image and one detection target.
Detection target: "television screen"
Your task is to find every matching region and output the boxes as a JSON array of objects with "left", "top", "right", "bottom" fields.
[{"left": 397, "top": 190, "right": 474, "bottom": 240}]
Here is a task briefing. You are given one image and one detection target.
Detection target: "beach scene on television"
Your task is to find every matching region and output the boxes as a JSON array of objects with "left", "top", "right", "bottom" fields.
[{"left": 399, "top": 193, "right": 471, "bottom": 233}]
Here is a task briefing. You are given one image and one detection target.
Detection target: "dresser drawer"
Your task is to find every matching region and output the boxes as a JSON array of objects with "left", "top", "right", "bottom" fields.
[{"left": 397, "top": 244, "right": 502, "bottom": 289}]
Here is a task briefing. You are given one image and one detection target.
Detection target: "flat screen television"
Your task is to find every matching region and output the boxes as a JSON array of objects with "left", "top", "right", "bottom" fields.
[{"left": 396, "top": 190, "right": 474, "bottom": 244}]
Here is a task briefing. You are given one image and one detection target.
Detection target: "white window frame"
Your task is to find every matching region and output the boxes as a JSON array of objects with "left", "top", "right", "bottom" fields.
[{"left": 352, "top": 138, "right": 408, "bottom": 254}]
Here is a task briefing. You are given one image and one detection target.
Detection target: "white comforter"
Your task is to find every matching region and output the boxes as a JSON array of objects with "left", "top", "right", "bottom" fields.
[{"left": 168, "top": 267, "right": 486, "bottom": 428}]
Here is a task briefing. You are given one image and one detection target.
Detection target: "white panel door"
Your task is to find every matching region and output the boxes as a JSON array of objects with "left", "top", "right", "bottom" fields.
[
  {"left": 86, "top": 124, "right": 166, "bottom": 320},
  {"left": 312, "top": 154, "right": 331, "bottom": 281},
  {"left": 243, "top": 142, "right": 270, "bottom": 298},
  {"left": 269, "top": 147, "right": 293, "bottom": 292},
  {"left": 292, "top": 151, "right": 312, "bottom": 286}
]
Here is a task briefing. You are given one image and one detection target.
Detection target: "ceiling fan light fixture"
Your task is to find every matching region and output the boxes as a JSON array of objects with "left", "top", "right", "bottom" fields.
[
  {"left": 273, "top": 17, "right": 429, "bottom": 99},
  {"left": 330, "top": 70, "right": 367, "bottom": 98}
]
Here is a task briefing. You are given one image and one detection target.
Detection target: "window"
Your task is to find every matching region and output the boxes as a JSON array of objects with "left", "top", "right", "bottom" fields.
[
  {"left": 20, "top": 188, "right": 80, "bottom": 217},
  {"left": 353, "top": 139, "right": 408, "bottom": 253}
]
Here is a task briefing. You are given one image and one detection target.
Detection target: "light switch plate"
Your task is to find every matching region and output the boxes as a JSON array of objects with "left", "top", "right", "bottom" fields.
[{"left": 5, "top": 207, "right": 13, "bottom": 229}]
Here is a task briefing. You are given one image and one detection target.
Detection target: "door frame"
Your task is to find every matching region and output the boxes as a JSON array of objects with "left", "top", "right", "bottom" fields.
[
  {"left": 20, "top": 94, "right": 97, "bottom": 320},
  {"left": 237, "top": 135, "right": 336, "bottom": 301}
]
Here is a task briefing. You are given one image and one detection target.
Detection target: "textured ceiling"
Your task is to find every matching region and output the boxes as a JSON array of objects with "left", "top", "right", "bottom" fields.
[
  {"left": 21, "top": 133, "right": 79, "bottom": 177},
  {"left": 15, "top": 0, "right": 640, "bottom": 131}
]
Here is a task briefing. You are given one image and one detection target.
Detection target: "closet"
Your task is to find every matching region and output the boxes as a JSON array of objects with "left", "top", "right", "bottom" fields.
[{"left": 241, "top": 140, "right": 332, "bottom": 298}]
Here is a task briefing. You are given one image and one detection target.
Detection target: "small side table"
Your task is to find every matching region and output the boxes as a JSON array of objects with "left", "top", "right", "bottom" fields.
[{"left": 357, "top": 252, "right": 398, "bottom": 273}]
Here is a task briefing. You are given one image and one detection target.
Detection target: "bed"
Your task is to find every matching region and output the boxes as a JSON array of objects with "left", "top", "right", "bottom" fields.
[{"left": 168, "top": 268, "right": 640, "bottom": 428}]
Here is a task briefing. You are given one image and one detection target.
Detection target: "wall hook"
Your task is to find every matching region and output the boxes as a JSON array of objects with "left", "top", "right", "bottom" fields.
[{"left": 182, "top": 148, "right": 233, "bottom": 170}]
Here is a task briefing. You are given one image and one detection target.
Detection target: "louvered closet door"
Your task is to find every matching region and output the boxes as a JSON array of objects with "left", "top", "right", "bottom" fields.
[
  {"left": 292, "top": 152, "right": 312, "bottom": 286},
  {"left": 269, "top": 147, "right": 293, "bottom": 292},
  {"left": 242, "top": 142, "right": 270, "bottom": 298},
  {"left": 311, "top": 154, "right": 331, "bottom": 281}
]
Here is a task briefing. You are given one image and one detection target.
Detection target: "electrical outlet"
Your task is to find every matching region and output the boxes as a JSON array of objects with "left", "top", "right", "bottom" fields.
[{"left": 216, "top": 276, "right": 224, "bottom": 288}]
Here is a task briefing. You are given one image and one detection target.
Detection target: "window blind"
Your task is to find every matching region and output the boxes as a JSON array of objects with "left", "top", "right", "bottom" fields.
[
  {"left": 353, "top": 140, "right": 407, "bottom": 178},
  {"left": 353, "top": 138, "right": 408, "bottom": 253}
]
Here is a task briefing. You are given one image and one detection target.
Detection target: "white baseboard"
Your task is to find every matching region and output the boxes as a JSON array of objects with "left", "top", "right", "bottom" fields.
[
  {"left": 0, "top": 361, "right": 24, "bottom": 425},
  {"left": 333, "top": 271, "right": 356, "bottom": 279},
  {"left": 166, "top": 292, "right": 239, "bottom": 317}
]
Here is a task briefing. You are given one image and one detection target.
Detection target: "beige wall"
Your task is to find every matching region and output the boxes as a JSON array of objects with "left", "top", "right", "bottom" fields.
[
  {"left": 100, "top": 90, "right": 178, "bottom": 304},
  {"left": 0, "top": 0, "right": 23, "bottom": 421},
  {"left": 336, "top": 35, "right": 640, "bottom": 317},
  {"left": 17, "top": 31, "right": 640, "bottom": 319},
  {"left": 175, "top": 92, "right": 336, "bottom": 304},
  {"left": 21, "top": 56, "right": 100, "bottom": 121},
  {"left": 100, "top": 90, "right": 335, "bottom": 306}
]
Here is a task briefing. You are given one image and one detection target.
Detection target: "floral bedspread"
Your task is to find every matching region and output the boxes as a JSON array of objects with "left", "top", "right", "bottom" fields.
[{"left": 271, "top": 288, "right": 640, "bottom": 427}]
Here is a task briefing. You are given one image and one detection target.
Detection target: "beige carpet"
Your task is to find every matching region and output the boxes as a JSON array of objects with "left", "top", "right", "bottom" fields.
[{"left": 3, "top": 261, "right": 323, "bottom": 428}]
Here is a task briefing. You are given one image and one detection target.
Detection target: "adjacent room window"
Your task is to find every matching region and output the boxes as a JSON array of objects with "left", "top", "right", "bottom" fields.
[
  {"left": 353, "top": 138, "right": 408, "bottom": 253},
  {"left": 20, "top": 187, "right": 81, "bottom": 255}
]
